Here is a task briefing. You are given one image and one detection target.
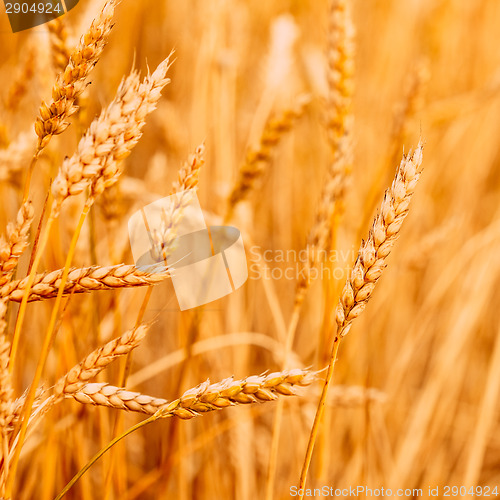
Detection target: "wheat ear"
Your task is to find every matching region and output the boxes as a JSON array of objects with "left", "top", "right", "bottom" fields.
[
  {"left": 5, "top": 328, "right": 149, "bottom": 433},
  {"left": 66, "top": 369, "right": 316, "bottom": 418},
  {"left": 5, "top": 49, "right": 35, "bottom": 112},
  {"left": 335, "top": 142, "right": 424, "bottom": 336},
  {"left": 47, "top": 16, "right": 73, "bottom": 73},
  {"left": 295, "top": 134, "right": 353, "bottom": 305},
  {"left": 298, "top": 142, "right": 424, "bottom": 498},
  {"left": 0, "top": 132, "right": 35, "bottom": 185},
  {"left": 51, "top": 54, "right": 173, "bottom": 214},
  {"left": 0, "top": 200, "right": 31, "bottom": 440},
  {"left": 35, "top": 0, "right": 117, "bottom": 150},
  {"left": 170, "top": 143, "right": 205, "bottom": 194},
  {"left": 0, "top": 202, "right": 34, "bottom": 431},
  {"left": 2, "top": 264, "right": 169, "bottom": 303},
  {"left": 151, "top": 143, "right": 205, "bottom": 261},
  {"left": 0, "top": 201, "right": 34, "bottom": 287},
  {"left": 225, "top": 95, "right": 309, "bottom": 220},
  {"left": 294, "top": 0, "right": 355, "bottom": 304},
  {"left": 326, "top": 0, "right": 355, "bottom": 149},
  {"left": 53, "top": 325, "right": 149, "bottom": 400}
]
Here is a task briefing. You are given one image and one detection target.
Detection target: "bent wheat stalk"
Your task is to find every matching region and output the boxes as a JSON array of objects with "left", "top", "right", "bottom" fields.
[{"left": 298, "top": 141, "right": 424, "bottom": 498}]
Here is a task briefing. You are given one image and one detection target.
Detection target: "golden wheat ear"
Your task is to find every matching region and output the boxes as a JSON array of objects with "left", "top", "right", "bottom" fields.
[
  {"left": 66, "top": 369, "right": 318, "bottom": 418},
  {"left": 35, "top": 0, "right": 118, "bottom": 150},
  {"left": 51, "top": 53, "right": 174, "bottom": 214},
  {"left": 226, "top": 95, "right": 310, "bottom": 221},
  {"left": 335, "top": 141, "right": 424, "bottom": 337},
  {"left": 1, "top": 264, "right": 169, "bottom": 302}
]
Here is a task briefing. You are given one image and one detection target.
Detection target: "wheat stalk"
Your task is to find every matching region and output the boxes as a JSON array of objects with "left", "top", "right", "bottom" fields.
[
  {"left": 35, "top": 0, "right": 118, "bottom": 150},
  {"left": 298, "top": 142, "right": 424, "bottom": 497},
  {"left": 0, "top": 301, "right": 13, "bottom": 427},
  {"left": 2, "top": 264, "right": 169, "bottom": 303},
  {"left": 66, "top": 369, "right": 317, "bottom": 418}
]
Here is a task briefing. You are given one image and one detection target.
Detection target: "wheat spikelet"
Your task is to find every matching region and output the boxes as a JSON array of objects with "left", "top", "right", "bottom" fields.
[
  {"left": 335, "top": 142, "right": 424, "bottom": 337},
  {"left": 0, "top": 132, "right": 35, "bottom": 184},
  {"left": 51, "top": 54, "right": 173, "bottom": 214},
  {"left": 53, "top": 325, "right": 149, "bottom": 398},
  {"left": 67, "top": 369, "right": 316, "bottom": 418},
  {"left": 2, "top": 388, "right": 46, "bottom": 435},
  {"left": 47, "top": 17, "right": 73, "bottom": 73},
  {"left": 0, "top": 201, "right": 34, "bottom": 288},
  {"left": 1, "top": 264, "right": 169, "bottom": 303},
  {"left": 35, "top": 0, "right": 118, "bottom": 150},
  {"left": 226, "top": 95, "right": 309, "bottom": 218}
]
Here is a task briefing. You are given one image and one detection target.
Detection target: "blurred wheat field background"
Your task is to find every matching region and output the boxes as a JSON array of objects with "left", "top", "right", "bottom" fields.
[{"left": 1, "top": 0, "right": 500, "bottom": 499}]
